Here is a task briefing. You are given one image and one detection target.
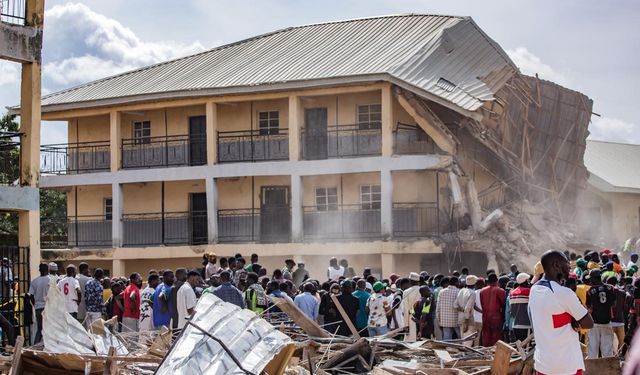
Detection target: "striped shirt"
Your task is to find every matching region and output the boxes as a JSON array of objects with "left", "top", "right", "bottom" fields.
[{"left": 509, "top": 286, "right": 531, "bottom": 329}]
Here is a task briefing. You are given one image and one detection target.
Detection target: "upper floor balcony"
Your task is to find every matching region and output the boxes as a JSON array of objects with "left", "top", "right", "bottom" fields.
[
  {"left": 41, "top": 141, "right": 110, "bottom": 175},
  {"left": 121, "top": 134, "right": 206, "bottom": 169},
  {"left": 301, "top": 123, "right": 381, "bottom": 160},
  {"left": 217, "top": 129, "right": 288, "bottom": 163},
  {"left": 1, "top": 0, "right": 26, "bottom": 26},
  {"left": 0, "top": 131, "right": 20, "bottom": 184}
]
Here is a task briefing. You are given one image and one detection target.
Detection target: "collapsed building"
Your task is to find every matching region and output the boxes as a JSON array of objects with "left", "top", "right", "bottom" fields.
[{"left": 15, "top": 14, "right": 593, "bottom": 277}]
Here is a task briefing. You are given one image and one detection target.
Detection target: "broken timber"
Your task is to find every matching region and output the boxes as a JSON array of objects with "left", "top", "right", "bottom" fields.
[{"left": 273, "top": 296, "right": 331, "bottom": 338}]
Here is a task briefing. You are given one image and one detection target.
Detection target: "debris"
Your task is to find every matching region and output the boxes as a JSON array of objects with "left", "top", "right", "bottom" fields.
[
  {"left": 478, "top": 209, "right": 503, "bottom": 234},
  {"left": 329, "top": 294, "right": 361, "bottom": 339},
  {"left": 273, "top": 297, "right": 331, "bottom": 338}
]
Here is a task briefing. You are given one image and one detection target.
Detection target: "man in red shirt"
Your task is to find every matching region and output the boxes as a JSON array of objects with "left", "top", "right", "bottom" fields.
[
  {"left": 480, "top": 273, "right": 506, "bottom": 346},
  {"left": 122, "top": 273, "right": 142, "bottom": 332}
]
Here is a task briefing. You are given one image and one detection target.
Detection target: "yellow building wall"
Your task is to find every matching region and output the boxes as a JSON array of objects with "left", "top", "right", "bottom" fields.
[
  {"left": 217, "top": 176, "right": 291, "bottom": 209},
  {"left": 217, "top": 99, "right": 289, "bottom": 132},
  {"left": 120, "top": 180, "right": 206, "bottom": 214},
  {"left": 300, "top": 91, "right": 381, "bottom": 127},
  {"left": 392, "top": 171, "right": 439, "bottom": 203},
  {"left": 67, "top": 185, "right": 111, "bottom": 217},
  {"left": 67, "top": 115, "right": 110, "bottom": 143},
  {"left": 120, "top": 105, "right": 206, "bottom": 140},
  {"left": 302, "top": 172, "right": 380, "bottom": 207}
]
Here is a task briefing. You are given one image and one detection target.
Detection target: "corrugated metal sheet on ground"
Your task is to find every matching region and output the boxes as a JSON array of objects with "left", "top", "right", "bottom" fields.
[
  {"left": 38, "top": 14, "right": 516, "bottom": 114},
  {"left": 155, "top": 293, "right": 294, "bottom": 375}
]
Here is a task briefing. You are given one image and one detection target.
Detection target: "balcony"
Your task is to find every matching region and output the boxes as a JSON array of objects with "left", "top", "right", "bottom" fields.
[
  {"left": 121, "top": 134, "right": 206, "bottom": 169},
  {"left": 122, "top": 211, "right": 207, "bottom": 247},
  {"left": 392, "top": 202, "right": 446, "bottom": 237},
  {"left": 393, "top": 123, "right": 437, "bottom": 155},
  {"left": 303, "top": 204, "right": 381, "bottom": 241},
  {"left": 0, "top": 132, "right": 20, "bottom": 184},
  {"left": 40, "top": 215, "right": 112, "bottom": 249},
  {"left": 301, "top": 124, "right": 381, "bottom": 160},
  {"left": 40, "top": 141, "right": 110, "bottom": 175},
  {"left": 218, "top": 207, "right": 291, "bottom": 243},
  {"left": 217, "top": 129, "right": 289, "bottom": 163},
  {"left": 1, "top": 0, "right": 26, "bottom": 25}
]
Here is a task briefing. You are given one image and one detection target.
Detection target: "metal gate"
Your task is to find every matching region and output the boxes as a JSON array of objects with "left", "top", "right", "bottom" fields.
[{"left": 0, "top": 246, "right": 31, "bottom": 346}]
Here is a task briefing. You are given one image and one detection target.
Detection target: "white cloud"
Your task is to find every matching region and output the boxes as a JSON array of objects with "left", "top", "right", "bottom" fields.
[
  {"left": 588, "top": 116, "right": 640, "bottom": 144},
  {"left": 0, "top": 61, "right": 20, "bottom": 86},
  {"left": 42, "top": 2, "right": 206, "bottom": 87},
  {"left": 506, "top": 46, "right": 568, "bottom": 86}
]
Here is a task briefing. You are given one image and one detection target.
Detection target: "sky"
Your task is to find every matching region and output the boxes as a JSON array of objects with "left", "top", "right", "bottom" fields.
[{"left": 1, "top": 0, "right": 639, "bottom": 145}]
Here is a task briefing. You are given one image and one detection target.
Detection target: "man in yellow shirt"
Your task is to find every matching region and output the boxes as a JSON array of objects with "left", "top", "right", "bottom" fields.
[
  {"left": 574, "top": 272, "right": 591, "bottom": 352},
  {"left": 586, "top": 252, "right": 601, "bottom": 270}
]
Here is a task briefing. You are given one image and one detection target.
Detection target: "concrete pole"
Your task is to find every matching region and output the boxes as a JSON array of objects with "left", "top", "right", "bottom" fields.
[
  {"left": 111, "top": 183, "right": 123, "bottom": 248},
  {"left": 291, "top": 174, "right": 303, "bottom": 242},
  {"left": 288, "top": 95, "right": 301, "bottom": 161},
  {"left": 109, "top": 111, "right": 121, "bottom": 172},
  {"left": 380, "top": 169, "right": 393, "bottom": 239},
  {"left": 112, "top": 259, "right": 125, "bottom": 278},
  {"left": 380, "top": 253, "right": 395, "bottom": 280},
  {"left": 206, "top": 101, "right": 217, "bottom": 165},
  {"left": 381, "top": 84, "right": 394, "bottom": 157},
  {"left": 206, "top": 178, "right": 218, "bottom": 244}
]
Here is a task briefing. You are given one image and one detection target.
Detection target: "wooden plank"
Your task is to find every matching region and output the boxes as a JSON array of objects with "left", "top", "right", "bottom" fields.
[
  {"left": 9, "top": 336, "right": 24, "bottom": 375},
  {"left": 434, "top": 349, "right": 454, "bottom": 364},
  {"left": 272, "top": 297, "right": 330, "bottom": 338},
  {"left": 102, "top": 347, "right": 117, "bottom": 375},
  {"left": 330, "top": 294, "right": 361, "bottom": 339},
  {"left": 491, "top": 341, "right": 513, "bottom": 375}
]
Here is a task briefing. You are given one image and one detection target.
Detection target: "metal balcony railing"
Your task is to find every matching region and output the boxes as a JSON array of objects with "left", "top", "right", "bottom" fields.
[
  {"left": 40, "top": 215, "right": 112, "bottom": 249},
  {"left": 0, "top": 246, "right": 31, "bottom": 345},
  {"left": 303, "top": 204, "right": 381, "bottom": 240},
  {"left": 301, "top": 123, "right": 382, "bottom": 160},
  {"left": 0, "top": 132, "right": 20, "bottom": 185},
  {"left": 122, "top": 211, "right": 207, "bottom": 247},
  {"left": 392, "top": 202, "right": 447, "bottom": 237},
  {"left": 1, "top": 0, "right": 26, "bottom": 25},
  {"left": 40, "top": 141, "right": 111, "bottom": 175},
  {"left": 121, "top": 134, "right": 206, "bottom": 169},
  {"left": 217, "top": 208, "right": 260, "bottom": 243},
  {"left": 393, "top": 123, "right": 437, "bottom": 155},
  {"left": 217, "top": 129, "right": 289, "bottom": 163}
]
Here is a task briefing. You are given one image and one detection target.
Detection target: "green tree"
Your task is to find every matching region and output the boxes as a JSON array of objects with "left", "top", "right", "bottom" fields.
[{"left": 0, "top": 114, "right": 20, "bottom": 185}]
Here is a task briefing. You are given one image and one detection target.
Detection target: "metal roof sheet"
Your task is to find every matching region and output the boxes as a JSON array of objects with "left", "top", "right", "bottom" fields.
[
  {"left": 38, "top": 14, "right": 517, "bottom": 115},
  {"left": 585, "top": 140, "right": 640, "bottom": 192}
]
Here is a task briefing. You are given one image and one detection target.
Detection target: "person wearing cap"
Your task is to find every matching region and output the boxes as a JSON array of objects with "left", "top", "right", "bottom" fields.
[
  {"left": 366, "top": 281, "right": 390, "bottom": 336},
  {"left": 509, "top": 273, "right": 532, "bottom": 341},
  {"left": 586, "top": 268, "right": 616, "bottom": 358},
  {"left": 57, "top": 264, "right": 82, "bottom": 319},
  {"left": 282, "top": 259, "right": 296, "bottom": 280},
  {"left": 48, "top": 262, "right": 59, "bottom": 281},
  {"left": 574, "top": 258, "right": 588, "bottom": 279},
  {"left": 292, "top": 262, "right": 309, "bottom": 288},
  {"left": 455, "top": 275, "right": 477, "bottom": 342},
  {"left": 401, "top": 272, "right": 422, "bottom": 340}
]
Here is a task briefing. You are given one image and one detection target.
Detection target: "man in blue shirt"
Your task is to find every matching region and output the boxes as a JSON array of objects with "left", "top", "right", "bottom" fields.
[
  {"left": 294, "top": 282, "right": 319, "bottom": 321},
  {"left": 153, "top": 270, "right": 174, "bottom": 328},
  {"left": 352, "top": 279, "right": 371, "bottom": 335},
  {"left": 213, "top": 271, "right": 245, "bottom": 308}
]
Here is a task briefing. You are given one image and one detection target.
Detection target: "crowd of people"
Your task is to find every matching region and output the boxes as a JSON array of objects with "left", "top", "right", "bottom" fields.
[{"left": 25, "top": 249, "right": 640, "bottom": 374}]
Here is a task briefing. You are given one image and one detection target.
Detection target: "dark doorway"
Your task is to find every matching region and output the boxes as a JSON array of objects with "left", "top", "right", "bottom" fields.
[
  {"left": 189, "top": 116, "right": 207, "bottom": 166},
  {"left": 260, "top": 186, "right": 291, "bottom": 243},
  {"left": 304, "top": 108, "right": 328, "bottom": 160},
  {"left": 190, "top": 192, "right": 208, "bottom": 244}
]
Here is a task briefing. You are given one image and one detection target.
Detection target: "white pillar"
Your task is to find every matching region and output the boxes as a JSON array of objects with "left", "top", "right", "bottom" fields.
[
  {"left": 206, "top": 178, "right": 218, "bottom": 244},
  {"left": 111, "top": 182, "right": 123, "bottom": 248},
  {"left": 112, "top": 259, "right": 125, "bottom": 277},
  {"left": 291, "top": 174, "right": 303, "bottom": 242},
  {"left": 381, "top": 169, "right": 393, "bottom": 239}
]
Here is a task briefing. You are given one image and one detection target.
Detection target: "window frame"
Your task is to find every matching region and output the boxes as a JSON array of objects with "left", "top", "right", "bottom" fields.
[
  {"left": 357, "top": 104, "right": 382, "bottom": 130},
  {"left": 258, "top": 111, "right": 280, "bottom": 136},
  {"left": 315, "top": 187, "right": 338, "bottom": 211},
  {"left": 104, "top": 198, "right": 113, "bottom": 221},
  {"left": 360, "top": 184, "right": 381, "bottom": 210},
  {"left": 133, "top": 121, "right": 151, "bottom": 144}
]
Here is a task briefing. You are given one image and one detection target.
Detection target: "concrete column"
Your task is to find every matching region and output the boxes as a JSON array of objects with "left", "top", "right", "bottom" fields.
[
  {"left": 110, "top": 111, "right": 121, "bottom": 172},
  {"left": 112, "top": 260, "right": 125, "bottom": 278},
  {"left": 380, "top": 169, "right": 393, "bottom": 239},
  {"left": 381, "top": 85, "right": 394, "bottom": 157},
  {"left": 18, "top": 211, "right": 40, "bottom": 279},
  {"left": 288, "top": 95, "right": 301, "bottom": 161},
  {"left": 206, "top": 178, "right": 218, "bottom": 244},
  {"left": 381, "top": 253, "right": 395, "bottom": 280},
  {"left": 111, "top": 183, "right": 123, "bottom": 248},
  {"left": 206, "top": 101, "right": 218, "bottom": 165},
  {"left": 291, "top": 174, "right": 303, "bottom": 242}
]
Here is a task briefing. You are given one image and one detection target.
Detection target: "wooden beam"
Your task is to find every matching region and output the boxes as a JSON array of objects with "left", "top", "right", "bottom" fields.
[
  {"left": 272, "top": 297, "right": 330, "bottom": 338},
  {"left": 9, "top": 336, "right": 23, "bottom": 375},
  {"left": 491, "top": 341, "right": 514, "bottom": 375},
  {"left": 330, "top": 294, "right": 361, "bottom": 339}
]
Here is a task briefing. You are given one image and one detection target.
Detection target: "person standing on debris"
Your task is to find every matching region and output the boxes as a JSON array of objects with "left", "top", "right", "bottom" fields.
[
  {"left": 295, "top": 282, "right": 320, "bottom": 321},
  {"left": 213, "top": 271, "right": 245, "bottom": 308},
  {"left": 58, "top": 264, "right": 82, "bottom": 319},
  {"left": 327, "top": 257, "right": 344, "bottom": 281},
  {"left": 84, "top": 268, "right": 104, "bottom": 329},
  {"left": 389, "top": 278, "right": 409, "bottom": 332},
  {"left": 140, "top": 273, "right": 160, "bottom": 331},
  {"left": 76, "top": 262, "right": 91, "bottom": 324},
  {"left": 122, "top": 272, "right": 142, "bottom": 332},
  {"left": 529, "top": 250, "right": 594, "bottom": 375},
  {"left": 412, "top": 285, "right": 434, "bottom": 339},
  {"left": 586, "top": 269, "right": 616, "bottom": 358},
  {"left": 170, "top": 268, "right": 187, "bottom": 329},
  {"left": 320, "top": 283, "right": 341, "bottom": 333},
  {"left": 437, "top": 276, "right": 461, "bottom": 340},
  {"left": 366, "top": 281, "right": 390, "bottom": 336},
  {"left": 509, "top": 273, "right": 532, "bottom": 341},
  {"left": 153, "top": 270, "right": 174, "bottom": 329},
  {"left": 402, "top": 272, "right": 422, "bottom": 341},
  {"left": 479, "top": 273, "right": 506, "bottom": 346},
  {"left": 352, "top": 279, "right": 371, "bottom": 336},
  {"left": 176, "top": 270, "right": 199, "bottom": 329},
  {"left": 244, "top": 272, "right": 268, "bottom": 314},
  {"left": 29, "top": 263, "right": 49, "bottom": 344},
  {"left": 455, "top": 275, "right": 477, "bottom": 341}
]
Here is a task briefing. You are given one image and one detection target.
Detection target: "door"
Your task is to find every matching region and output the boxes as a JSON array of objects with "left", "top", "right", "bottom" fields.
[
  {"left": 304, "top": 108, "right": 328, "bottom": 160},
  {"left": 189, "top": 116, "right": 207, "bottom": 166},
  {"left": 260, "top": 186, "right": 291, "bottom": 243},
  {"left": 190, "top": 192, "right": 208, "bottom": 244}
]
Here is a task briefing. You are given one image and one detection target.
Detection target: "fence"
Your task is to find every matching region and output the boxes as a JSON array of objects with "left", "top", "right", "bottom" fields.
[
  {"left": 40, "top": 216, "right": 112, "bottom": 249},
  {"left": 0, "top": 246, "right": 30, "bottom": 346},
  {"left": 217, "top": 129, "right": 289, "bottom": 163},
  {"left": 392, "top": 202, "right": 444, "bottom": 237},
  {"left": 301, "top": 124, "right": 381, "bottom": 159},
  {"left": 121, "top": 134, "right": 206, "bottom": 169},
  {"left": 0, "top": 132, "right": 20, "bottom": 185},
  {"left": 40, "top": 141, "right": 110, "bottom": 175},
  {"left": 217, "top": 208, "right": 260, "bottom": 243},
  {"left": 303, "top": 204, "right": 381, "bottom": 240},
  {"left": 0, "top": 0, "right": 26, "bottom": 25},
  {"left": 122, "top": 211, "right": 207, "bottom": 247}
]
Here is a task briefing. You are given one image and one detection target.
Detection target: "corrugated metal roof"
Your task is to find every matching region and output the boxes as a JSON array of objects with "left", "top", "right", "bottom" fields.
[
  {"left": 585, "top": 140, "right": 640, "bottom": 191},
  {"left": 38, "top": 14, "right": 517, "bottom": 115}
]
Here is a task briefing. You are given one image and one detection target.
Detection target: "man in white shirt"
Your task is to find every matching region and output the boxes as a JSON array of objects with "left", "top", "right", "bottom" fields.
[
  {"left": 176, "top": 270, "right": 199, "bottom": 329},
  {"left": 57, "top": 264, "right": 82, "bottom": 318},
  {"left": 327, "top": 257, "right": 344, "bottom": 281},
  {"left": 29, "top": 263, "right": 50, "bottom": 344},
  {"left": 401, "top": 272, "right": 422, "bottom": 341},
  {"left": 455, "top": 275, "right": 477, "bottom": 344},
  {"left": 529, "top": 250, "right": 594, "bottom": 375}
]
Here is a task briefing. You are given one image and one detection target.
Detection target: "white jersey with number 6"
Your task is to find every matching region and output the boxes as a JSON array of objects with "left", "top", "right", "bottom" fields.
[{"left": 57, "top": 276, "right": 80, "bottom": 314}]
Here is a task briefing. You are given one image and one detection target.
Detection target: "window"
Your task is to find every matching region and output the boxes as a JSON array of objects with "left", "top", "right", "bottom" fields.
[
  {"left": 259, "top": 111, "right": 279, "bottom": 135},
  {"left": 104, "top": 198, "right": 113, "bottom": 221},
  {"left": 133, "top": 121, "right": 151, "bottom": 144},
  {"left": 360, "top": 185, "right": 381, "bottom": 210},
  {"left": 315, "top": 187, "right": 338, "bottom": 211},
  {"left": 357, "top": 104, "right": 381, "bottom": 130}
]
